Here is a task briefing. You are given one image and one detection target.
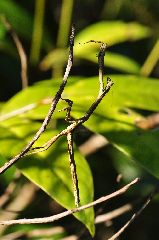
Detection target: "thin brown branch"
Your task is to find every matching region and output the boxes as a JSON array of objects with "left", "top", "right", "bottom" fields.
[
  {"left": 0, "top": 178, "right": 139, "bottom": 225},
  {"left": 136, "top": 112, "right": 159, "bottom": 130},
  {"left": 79, "top": 133, "right": 109, "bottom": 156},
  {"left": 28, "top": 77, "right": 113, "bottom": 156},
  {"left": 0, "top": 183, "right": 37, "bottom": 233},
  {"left": 98, "top": 43, "right": 107, "bottom": 97},
  {"left": 67, "top": 132, "right": 80, "bottom": 207},
  {"left": 108, "top": 190, "right": 156, "bottom": 240},
  {"left": 0, "top": 25, "right": 75, "bottom": 175},
  {"left": 26, "top": 42, "right": 113, "bottom": 157},
  {"left": 0, "top": 97, "right": 52, "bottom": 122},
  {"left": 1, "top": 16, "right": 28, "bottom": 89},
  {"left": 95, "top": 203, "right": 132, "bottom": 224}
]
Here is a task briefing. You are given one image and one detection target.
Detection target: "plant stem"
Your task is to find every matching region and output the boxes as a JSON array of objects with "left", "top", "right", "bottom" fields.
[
  {"left": 57, "top": 0, "right": 74, "bottom": 48},
  {"left": 30, "top": 0, "right": 46, "bottom": 65},
  {"left": 140, "top": 39, "right": 159, "bottom": 77}
]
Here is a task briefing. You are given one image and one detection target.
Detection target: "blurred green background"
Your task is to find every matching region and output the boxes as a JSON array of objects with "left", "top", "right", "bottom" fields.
[{"left": 0, "top": 0, "right": 159, "bottom": 239}]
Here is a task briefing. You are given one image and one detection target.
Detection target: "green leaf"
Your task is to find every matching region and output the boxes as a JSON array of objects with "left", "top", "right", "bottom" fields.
[
  {"left": 0, "top": 124, "right": 26, "bottom": 157},
  {"left": 0, "top": 120, "right": 95, "bottom": 236},
  {"left": 79, "top": 51, "right": 140, "bottom": 74},
  {"left": 2, "top": 74, "right": 159, "bottom": 182},
  {"left": 0, "top": 77, "right": 80, "bottom": 121},
  {"left": 64, "top": 75, "right": 159, "bottom": 179},
  {"left": 85, "top": 115, "right": 159, "bottom": 179},
  {"left": 40, "top": 21, "right": 149, "bottom": 71},
  {"left": 74, "top": 21, "right": 151, "bottom": 56},
  {"left": 19, "top": 131, "right": 94, "bottom": 235}
]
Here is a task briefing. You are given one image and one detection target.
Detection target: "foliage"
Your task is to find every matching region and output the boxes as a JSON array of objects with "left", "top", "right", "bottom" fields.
[{"left": 0, "top": 0, "right": 159, "bottom": 239}]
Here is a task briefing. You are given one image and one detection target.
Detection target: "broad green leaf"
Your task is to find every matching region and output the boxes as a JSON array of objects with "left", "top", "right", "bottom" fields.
[
  {"left": 19, "top": 130, "right": 94, "bottom": 235},
  {"left": 40, "top": 49, "right": 140, "bottom": 74},
  {"left": 80, "top": 51, "right": 140, "bottom": 74},
  {"left": 64, "top": 75, "right": 159, "bottom": 113},
  {"left": 84, "top": 115, "right": 159, "bottom": 179},
  {"left": 2, "top": 74, "right": 159, "bottom": 181},
  {"left": 74, "top": 21, "right": 151, "bottom": 56},
  {"left": 1, "top": 75, "right": 159, "bottom": 122},
  {"left": 40, "top": 21, "right": 149, "bottom": 72},
  {"left": 0, "top": 77, "right": 80, "bottom": 121},
  {"left": 64, "top": 75, "right": 159, "bottom": 179},
  {"left": 0, "top": 124, "right": 26, "bottom": 157},
  {"left": 0, "top": 120, "right": 94, "bottom": 236}
]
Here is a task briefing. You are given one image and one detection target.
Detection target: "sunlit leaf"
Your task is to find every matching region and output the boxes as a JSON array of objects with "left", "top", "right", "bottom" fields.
[
  {"left": 40, "top": 21, "right": 149, "bottom": 72},
  {"left": 80, "top": 51, "right": 140, "bottom": 74},
  {"left": 74, "top": 21, "right": 151, "bottom": 56},
  {"left": 0, "top": 120, "right": 95, "bottom": 235},
  {"left": 1, "top": 74, "right": 159, "bottom": 182}
]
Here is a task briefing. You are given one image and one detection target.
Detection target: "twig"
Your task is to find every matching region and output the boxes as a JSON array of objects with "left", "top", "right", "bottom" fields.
[
  {"left": 0, "top": 25, "right": 75, "bottom": 175},
  {"left": 140, "top": 39, "right": 159, "bottom": 77},
  {"left": 98, "top": 43, "right": 107, "bottom": 97},
  {"left": 0, "top": 183, "right": 37, "bottom": 233},
  {"left": 79, "top": 133, "right": 109, "bottom": 156},
  {"left": 1, "top": 16, "right": 28, "bottom": 89},
  {"left": 0, "top": 178, "right": 139, "bottom": 225},
  {"left": 136, "top": 112, "right": 159, "bottom": 130},
  {"left": 0, "top": 97, "right": 52, "bottom": 122},
  {"left": 95, "top": 203, "right": 132, "bottom": 224},
  {"left": 28, "top": 42, "right": 113, "bottom": 155},
  {"left": 108, "top": 189, "right": 156, "bottom": 240},
  {"left": 67, "top": 132, "right": 80, "bottom": 207},
  {"left": 27, "top": 77, "right": 113, "bottom": 157}
]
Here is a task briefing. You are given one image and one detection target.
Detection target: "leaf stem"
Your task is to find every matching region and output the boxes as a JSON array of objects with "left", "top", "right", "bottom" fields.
[
  {"left": 140, "top": 39, "right": 159, "bottom": 77},
  {"left": 57, "top": 0, "right": 74, "bottom": 48},
  {"left": 30, "top": 0, "right": 46, "bottom": 65}
]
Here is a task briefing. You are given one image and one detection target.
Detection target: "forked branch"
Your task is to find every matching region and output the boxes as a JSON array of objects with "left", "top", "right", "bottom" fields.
[{"left": 0, "top": 178, "right": 139, "bottom": 225}]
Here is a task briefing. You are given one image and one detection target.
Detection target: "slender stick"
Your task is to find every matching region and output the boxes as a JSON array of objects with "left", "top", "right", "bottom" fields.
[
  {"left": 57, "top": 0, "right": 74, "bottom": 48},
  {"left": 95, "top": 203, "right": 132, "bottom": 224},
  {"left": 67, "top": 132, "right": 80, "bottom": 207},
  {"left": 0, "top": 97, "right": 52, "bottom": 122},
  {"left": 27, "top": 43, "right": 113, "bottom": 156},
  {"left": 30, "top": 0, "right": 46, "bottom": 64},
  {"left": 1, "top": 16, "right": 28, "bottom": 89},
  {"left": 0, "top": 25, "right": 75, "bottom": 175},
  {"left": 140, "top": 39, "right": 159, "bottom": 77},
  {"left": 108, "top": 190, "right": 155, "bottom": 240},
  {"left": 0, "top": 178, "right": 139, "bottom": 225},
  {"left": 98, "top": 43, "right": 107, "bottom": 97}
]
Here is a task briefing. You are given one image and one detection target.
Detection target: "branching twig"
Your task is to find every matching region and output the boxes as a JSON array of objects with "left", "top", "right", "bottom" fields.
[
  {"left": 26, "top": 77, "right": 113, "bottom": 158},
  {"left": 108, "top": 189, "right": 156, "bottom": 240},
  {"left": 0, "top": 178, "right": 139, "bottom": 225},
  {"left": 1, "top": 16, "right": 28, "bottom": 89},
  {"left": 0, "top": 25, "right": 75, "bottom": 175}
]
